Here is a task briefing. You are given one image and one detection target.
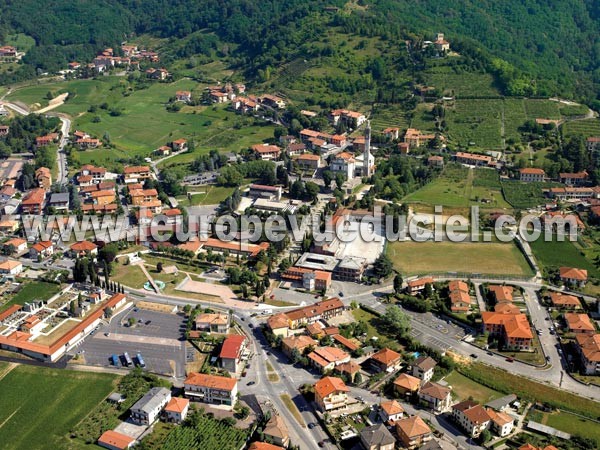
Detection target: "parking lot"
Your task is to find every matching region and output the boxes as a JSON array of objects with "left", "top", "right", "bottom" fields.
[{"left": 72, "top": 307, "right": 187, "bottom": 377}]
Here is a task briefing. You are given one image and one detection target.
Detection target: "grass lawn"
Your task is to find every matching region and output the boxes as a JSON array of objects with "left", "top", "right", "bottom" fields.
[
  {"left": 458, "top": 362, "right": 600, "bottom": 420},
  {"left": 110, "top": 262, "right": 148, "bottom": 289},
  {"left": 529, "top": 410, "right": 600, "bottom": 446},
  {"left": 388, "top": 241, "right": 533, "bottom": 277},
  {"left": 529, "top": 238, "right": 599, "bottom": 278},
  {"left": 351, "top": 308, "right": 401, "bottom": 351},
  {"left": 0, "top": 365, "right": 116, "bottom": 450},
  {"left": 444, "top": 371, "right": 503, "bottom": 404},
  {"left": 403, "top": 164, "right": 511, "bottom": 208},
  {"left": 183, "top": 185, "right": 235, "bottom": 206},
  {"left": 1, "top": 281, "right": 61, "bottom": 312}
]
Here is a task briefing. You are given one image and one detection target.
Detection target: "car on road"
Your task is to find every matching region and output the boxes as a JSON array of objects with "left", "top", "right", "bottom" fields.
[
  {"left": 470, "top": 353, "right": 478, "bottom": 359},
  {"left": 338, "top": 292, "right": 344, "bottom": 297},
  {"left": 247, "top": 381, "right": 255, "bottom": 386},
  {"left": 506, "top": 357, "right": 514, "bottom": 362},
  {"left": 104, "top": 332, "right": 110, "bottom": 337},
  {"left": 266, "top": 352, "right": 271, "bottom": 355},
  {"left": 308, "top": 423, "right": 316, "bottom": 429},
  {"left": 546, "top": 356, "right": 550, "bottom": 361},
  {"left": 487, "top": 351, "right": 493, "bottom": 356},
  {"left": 240, "top": 317, "right": 245, "bottom": 321},
  {"left": 318, "top": 442, "right": 325, "bottom": 448},
  {"left": 249, "top": 323, "right": 254, "bottom": 328},
  {"left": 145, "top": 320, "right": 152, "bottom": 325}
]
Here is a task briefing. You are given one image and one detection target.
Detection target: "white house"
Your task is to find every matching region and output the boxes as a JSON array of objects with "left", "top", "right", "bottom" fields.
[
  {"left": 164, "top": 397, "right": 190, "bottom": 423},
  {"left": 130, "top": 387, "right": 171, "bottom": 425}
]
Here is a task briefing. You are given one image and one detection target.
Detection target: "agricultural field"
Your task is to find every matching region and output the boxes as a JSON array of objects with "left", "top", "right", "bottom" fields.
[
  {"left": 403, "top": 165, "right": 511, "bottom": 209},
  {"left": 370, "top": 104, "right": 411, "bottom": 134},
  {"left": 0, "top": 365, "right": 116, "bottom": 450},
  {"left": 529, "top": 238, "right": 598, "bottom": 278},
  {"left": 500, "top": 180, "right": 560, "bottom": 209},
  {"left": 7, "top": 77, "right": 276, "bottom": 172},
  {"left": 444, "top": 99, "right": 503, "bottom": 149},
  {"left": 558, "top": 103, "right": 590, "bottom": 118},
  {"left": 523, "top": 99, "right": 561, "bottom": 120},
  {"left": 387, "top": 241, "right": 533, "bottom": 277},
  {"left": 0, "top": 281, "right": 62, "bottom": 312},
  {"left": 562, "top": 118, "right": 600, "bottom": 139},
  {"left": 502, "top": 98, "right": 528, "bottom": 143},
  {"left": 408, "top": 103, "right": 437, "bottom": 133},
  {"left": 158, "top": 412, "right": 250, "bottom": 450},
  {"left": 424, "top": 65, "right": 500, "bottom": 97}
]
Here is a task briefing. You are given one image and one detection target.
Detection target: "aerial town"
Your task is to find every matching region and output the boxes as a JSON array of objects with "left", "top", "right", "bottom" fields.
[{"left": 0, "top": 3, "right": 599, "bottom": 450}]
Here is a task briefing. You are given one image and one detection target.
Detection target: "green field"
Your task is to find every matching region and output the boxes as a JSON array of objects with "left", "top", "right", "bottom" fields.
[
  {"left": 7, "top": 77, "right": 276, "bottom": 172},
  {"left": 424, "top": 65, "right": 500, "bottom": 97},
  {"left": 403, "top": 165, "right": 511, "bottom": 208},
  {"left": 0, "top": 365, "right": 116, "bottom": 450},
  {"left": 529, "top": 238, "right": 598, "bottom": 278},
  {"left": 370, "top": 104, "right": 411, "bottom": 134},
  {"left": 184, "top": 185, "right": 235, "bottom": 206},
  {"left": 445, "top": 99, "right": 503, "bottom": 149},
  {"left": 444, "top": 371, "right": 503, "bottom": 404},
  {"left": 523, "top": 99, "right": 561, "bottom": 120},
  {"left": 387, "top": 241, "right": 533, "bottom": 277},
  {"left": 562, "top": 118, "right": 600, "bottom": 139},
  {"left": 1, "top": 281, "right": 62, "bottom": 312},
  {"left": 501, "top": 180, "right": 560, "bottom": 209},
  {"left": 543, "top": 411, "right": 600, "bottom": 446}
]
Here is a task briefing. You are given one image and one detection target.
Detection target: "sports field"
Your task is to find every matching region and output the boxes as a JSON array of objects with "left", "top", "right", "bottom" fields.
[
  {"left": 387, "top": 241, "right": 533, "bottom": 277},
  {"left": 0, "top": 365, "right": 116, "bottom": 450}
]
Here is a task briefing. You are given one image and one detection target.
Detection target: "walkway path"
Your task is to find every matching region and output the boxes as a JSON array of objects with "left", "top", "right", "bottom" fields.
[{"left": 136, "top": 262, "right": 160, "bottom": 293}]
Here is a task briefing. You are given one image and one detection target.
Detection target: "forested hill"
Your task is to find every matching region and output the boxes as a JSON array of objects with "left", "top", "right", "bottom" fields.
[{"left": 0, "top": 0, "right": 598, "bottom": 107}]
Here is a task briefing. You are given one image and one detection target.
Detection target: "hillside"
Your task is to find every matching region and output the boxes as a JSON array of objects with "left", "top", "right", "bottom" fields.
[{"left": 0, "top": 0, "right": 598, "bottom": 107}]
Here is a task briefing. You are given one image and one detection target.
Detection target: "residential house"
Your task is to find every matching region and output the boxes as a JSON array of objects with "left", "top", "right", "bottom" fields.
[
  {"left": 404, "top": 128, "right": 436, "bottom": 150},
  {"left": 379, "top": 400, "right": 405, "bottom": 424},
  {"left": 267, "top": 313, "right": 289, "bottom": 338},
  {"left": 488, "top": 285, "right": 514, "bottom": 304},
  {"left": 0, "top": 125, "right": 7, "bottom": 136},
  {"left": 0, "top": 259, "right": 23, "bottom": 276},
  {"left": 395, "top": 416, "right": 433, "bottom": 449},
  {"left": 21, "top": 188, "right": 47, "bottom": 214},
  {"left": 393, "top": 373, "right": 421, "bottom": 397},
  {"left": 296, "top": 153, "right": 321, "bottom": 170},
  {"left": 70, "top": 240, "right": 98, "bottom": 257},
  {"left": 448, "top": 280, "right": 470, "bottom": 313},
  {"left": 314, "top": 376, "right": 349, "bottom": 412},
  {"left": 248, "top": 443, "right": 284, "bottom": 450},
  {"left": 411, "top": 356, "right": 437, "bottom": 383},
  {"left": 559, "top": 266, "right": 588, "bottom": 287},
  {"left": 549, "top": 292, "right": 582, "bottom": 310},
  {"left": 195, "top": 313, "right": 229, "bottom": 334},
  {"left": 263, "top": 414, "right": 290, "bottom": 448},
  {"left": 308, "top": 346, "right": 350, "bottom": 373},
  {"left": 0, "top": 185, "right": 16, "bottom": 202},
  {"left": 519, "top": 168, "right": 546, "bottom": 182},
  {"left": 80, "top": 165, "right": 107, "bottom": 183},
  {"left": 575, "top": 333, "right": 600, "bottom": 375},
  {"left": 455, "top": 152, "right": 494, "bottom": 167},
  {"left": 219, "top": 334, "right": 247, "bottom": 374},
  {"left": 97, "top": 430, "right": 135, "bottom": 450},
  {"left": 481, "top": 311, "right": 533, "bottom": 351},
  {"left": 0, "top": 220, "right": 18, "bottom": 233},
  {"left": 252, "top": 144, "right": 281, "bottom": 160},
  {"left": 428, "top": 156, "right": 444, "bottom": 167},
  {"left": 183, "top": 372, "right": 238, "bottom": 409},
  {"left": 560, "top": 171, "right": 589, "bottom": 186},
  {"left": 175, "top": 91, "right": 192, "bottom": 102},
  {"left": 383, "top": 127, "right": 400, "bottom": 140},
  {"left": 486, "top": 408, "right": 514, "bottom": 437},
  {"left": 564, "top": 313, "right": 596, "bottom": 335},
  {"left": 130, "top": 188, "right": 161, "bottom": 212},
  {"left": 284, "top": 298, "right": 345, "bottom": 329},
  {"left": 29, "top": 241, "right": 53, "bottom": 260},
  {"left": 369, "top": 347, "right": 402, "bottom": 373},
  {"left": 282, "top": 335, "right": 317, "bottom": 358},
  {"left": 3, "top": 238, "right": 27, "bottom": 255},
  {"left": 146, "top": 67, "right": 170, "bottom": 80},
  {"left": 77, "top": 138, "right": 101, "bottom": 149},
  {"left": 360, "top": 423, "right": 396, "bottom": 450},
  {"left": 172, "top": 138, "right": 187, "bottom": 152},
  {"left": 407, "top": 277, "right": 434, "bottom": 295},
  {"left": 586, "top": 137, "right": 600, "bottom": 153},
  {"left": 260, "top": 94, "right": 286, "bottom": 109},
  {"left": 452, "top": 401, "right": 491, "bottom": 438},
  {"left": 163, "top": 397, "right": 190, "bottom": 423},
  {"left": 48, "top": 192, "right": 70, "bottom": 212},
  {"left": 130, "top": 387, "right": 171, "bottom": 425},
  {"left": 418, "top": 382, "right": 452, "bottom": 413},
  {"left": 329, "top": 109, "right": 366, "bottom": 128},
  {"left": 335, "top": 361, "right": 362, "bottom": 383},
  {"left": 545, "top": 186, "right": 596, "bottom": 201},
  {"left": 35, "top": 167, "right": 52, "bottom": 189},
  {"left": 123, "top": 165, "right": 152, "bottom": 183},
  {"left": 281, "top": 267, "right": 332, "bottom": 291}
]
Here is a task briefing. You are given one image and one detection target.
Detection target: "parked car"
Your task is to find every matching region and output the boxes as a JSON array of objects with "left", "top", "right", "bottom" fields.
[{"left": 506, "top": 357, "right": 514, "bottom": 362}]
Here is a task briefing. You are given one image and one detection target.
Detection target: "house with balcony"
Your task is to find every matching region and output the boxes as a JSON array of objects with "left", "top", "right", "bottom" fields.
[
  {"left": 314, "top": 376, "right": 349, "bottom": 412},
  {"left": 183, "top": 372, "right": 238, "bottom": 409}
]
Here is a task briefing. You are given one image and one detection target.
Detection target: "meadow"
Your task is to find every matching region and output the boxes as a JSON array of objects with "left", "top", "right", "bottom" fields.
[
  {"left": 1, "top": 281, "right": 61, "bottom": 312},
  {"left": 0, "top": 365, "right": 116, "bottom": 450},
  {"left": 403, "top": 165, "right": 511, "bottom": 209},
  {"left": 387, "top": 241, "right": 533, "bottom": 277},
  {"left": 529, "top": 238, "right": 598, "bottom": 278},
  {"left": 7, "top": 77, "right": 276, "bottom": 172}
]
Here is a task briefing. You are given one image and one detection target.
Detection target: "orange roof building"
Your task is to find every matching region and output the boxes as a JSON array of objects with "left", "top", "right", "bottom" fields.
[
  {"left": 314, "top": 376, "right": 349, "bottom": 412},
  {"left": 482, "top": 311, "right": 533, "bottom": 351},
  {"left": 395, "top": 416, "right": 432, "bottom": 448},
  {"left": 564, "top": 313, "right": 596, "bottom": 335},
  {"left": 369, "top": 347, "right": 402, "bottom": 372},
  {"left": 393, "top": 373, "right": 421, "bottom": 395},
  {"left": 98, "top": 430, "right": 135, "bottom": 450}
]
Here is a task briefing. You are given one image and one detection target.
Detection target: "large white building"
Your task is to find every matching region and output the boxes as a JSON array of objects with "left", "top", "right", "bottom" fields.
[
  {"left": 130, "top": 387, "right": 172, "bottom": 425},
  {"left": 184, "top": 372, "right": 238, "bottom": 409}
]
